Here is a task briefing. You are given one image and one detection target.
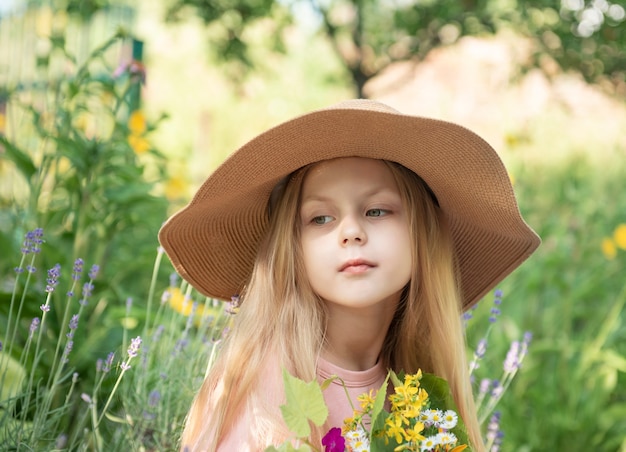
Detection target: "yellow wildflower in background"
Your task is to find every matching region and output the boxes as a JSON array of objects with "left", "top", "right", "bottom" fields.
[
  {"left": 128, "top": 134, "right": 150, "bottom": 155},
  {"left": 613, "top": 224, "right": 626, "bottom": 250},
  {"left": 167, "top": 287, "right": 197, "bottom": 316},
  {"left": 128, "top": 110, "right": 147, "bottom": 134},
  {"left": 0, "top": 112, "right": 6, "bottom": 133},
  {"left": 127, "top": 110, "right": 150, "bottom": 155},
  {"left": 165, "top": 174, "right": 189, "bottom": 200},
  {"left": 602, "top": 238, "right": 617, "bottom": 260}
]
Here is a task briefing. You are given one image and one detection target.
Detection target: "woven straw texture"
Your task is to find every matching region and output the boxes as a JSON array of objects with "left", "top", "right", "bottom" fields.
[{"left": 159, "top": 100, "right": 540, "bottom": 310}]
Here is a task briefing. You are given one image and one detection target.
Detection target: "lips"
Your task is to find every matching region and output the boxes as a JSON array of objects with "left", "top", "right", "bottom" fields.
[{"left": 339, "top": 259, "right": 376, "bottom": 273}]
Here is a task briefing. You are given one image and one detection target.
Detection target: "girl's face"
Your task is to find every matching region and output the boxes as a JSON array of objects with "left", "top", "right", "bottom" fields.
[{"left": 299, "top": 157, "right": 412, "bottom": 312}]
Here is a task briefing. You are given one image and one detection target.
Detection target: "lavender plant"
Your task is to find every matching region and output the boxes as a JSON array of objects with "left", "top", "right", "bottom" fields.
[
  {"left": 0, "top": 230, "right": 232, "bottom": 450},
  {"left": 465, "top": 290, "right": 532, "bottom": 450}
]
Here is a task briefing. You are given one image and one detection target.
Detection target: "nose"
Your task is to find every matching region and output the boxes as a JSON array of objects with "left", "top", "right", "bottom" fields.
[{"left": 339, "top": 214, "right": 367, "bottom": 246}]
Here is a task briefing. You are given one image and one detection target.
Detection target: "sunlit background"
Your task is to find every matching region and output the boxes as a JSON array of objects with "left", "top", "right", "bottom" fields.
[{"left": 1, "top": 0, "right": 625, "bottom": 450}]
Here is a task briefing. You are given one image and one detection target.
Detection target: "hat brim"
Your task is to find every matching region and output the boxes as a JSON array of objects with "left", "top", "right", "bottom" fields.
[{"left": 159, "top": 101, "right": 540, "bottom": 310}]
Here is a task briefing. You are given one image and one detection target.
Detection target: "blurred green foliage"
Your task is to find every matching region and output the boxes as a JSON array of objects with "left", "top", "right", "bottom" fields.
[
  {"left": 468, "top": 155, "right": 626, "bottom": 451},
  {"left": 0, "top": 28, "right": 172, "bottom": 432},
  {"left": 164, "top": 0, "right": 626, "bottom": 96}
]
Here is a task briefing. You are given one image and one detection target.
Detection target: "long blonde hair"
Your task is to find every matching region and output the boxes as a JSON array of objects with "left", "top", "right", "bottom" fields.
[{"left": 180, "top": 159, "right": 485, "bottom": 451}]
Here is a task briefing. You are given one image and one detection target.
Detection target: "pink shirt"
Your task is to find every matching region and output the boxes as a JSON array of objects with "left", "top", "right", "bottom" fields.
[
  {"left": 212, "top": 358, "right": 387, "bottom": 451},
  {"left": 317, "top": 357, "right": 387, "bottom": 430}
]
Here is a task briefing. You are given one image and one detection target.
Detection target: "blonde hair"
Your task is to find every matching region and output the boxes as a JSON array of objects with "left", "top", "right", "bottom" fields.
[{"left": 180, "top": 159, "right": 485, "bottom": 451}]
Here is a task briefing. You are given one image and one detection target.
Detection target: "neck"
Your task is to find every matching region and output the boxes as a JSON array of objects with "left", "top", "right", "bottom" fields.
[{"left": 322, "top": 298, "right": 397, "bottom": 371}]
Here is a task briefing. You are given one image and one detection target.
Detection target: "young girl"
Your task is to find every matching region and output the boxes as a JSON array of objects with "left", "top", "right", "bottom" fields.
[{"left": 159, "top": 100, "right": 540, "bottom": 451}]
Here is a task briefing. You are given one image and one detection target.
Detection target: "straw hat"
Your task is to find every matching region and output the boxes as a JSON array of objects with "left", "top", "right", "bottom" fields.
[{"left": 159, "top": 99, "right": 540, "bottom": 310}]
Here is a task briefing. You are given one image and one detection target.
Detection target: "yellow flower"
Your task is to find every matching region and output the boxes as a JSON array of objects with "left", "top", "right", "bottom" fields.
[
  {"left": 614, "top": 224, "right": 626, "bottom": 250},
  {"left": 0, "top": 112, "right": 6, "bottom": 132},
  {"left": 167, "top": 287, "right": 196, "bottom": 316},
  {"left": 128, "top": 134, "right": 150, "bottom": 155},
  {"left": 128, "top": 110, "right": 147, "bottom": 134},
  {"left": 165, "top": 175, "right": 189, "bottom": 200},
  {"left": 602, "top": 238, "right": 617, "bottom": 260},
  {"left": 385, "top": 414, "right": 405, "bottom": 444},
  {"left": 357, "top": 389, "right": 376, "bottom": 411},
  {"left": 402, "top": 420, "right": 425, "bottom": 443}
]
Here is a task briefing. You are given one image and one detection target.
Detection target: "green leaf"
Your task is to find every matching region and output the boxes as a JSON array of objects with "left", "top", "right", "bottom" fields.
[
  {"left": 0, "top": 135, "right": 37, "bottom": 180},
  {"left": 0, "top": 353, "right": 27, "bottom": 402},
  {"left": 420, "top": 373, "right": 470, "bottom": 446},
  {"left": 320, "top": 375, "right": 338, "bottom": 391},
  {"left": 279, "top": 368, "right": 328, "bottom": 438},
  {"left": 370, "top": 372, "right": 390, "bottom": 435}
]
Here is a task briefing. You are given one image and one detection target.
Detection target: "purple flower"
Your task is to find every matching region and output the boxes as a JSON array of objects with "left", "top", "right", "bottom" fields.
[
  {"left": 120, "top": 361, "right": 131, "bottom": 371},
  {"left": 126, "top": 297, "right": 133, "bottom": 310},
  {"left": 26, "top": 265, "right": 36, "bottom": 274},
  {"left": 103, "top": 352, "right": 115, "bottom": 373},
  {"left": 40, "top": 304, "right": 51, "bottom": 313},
  {"left": 31, "top": 228, "right": 44, "bottom": 253},
  {"left": 88, "top": 264, "right": 100, "bottom": 280},
  {"left": 491, "top": 380, "right": 503, "bottom": 399},
  {"left": 322, "top": 427, "right": 345, "bottom": 452},
  {"left": 82, "top": 282, "right": 94, "bottom": 298},
  {"left": 62, "top": 340, "right": 74, "bottom": 364},
  {"left": 478, "top": 378, "right": 491, "bottom": 398},
  {"left": 169, "top": 273, "right": 178, "bottom": 287},
  {"left": 225, "top": 295, "right": 240, "bottom": 315},
  {"left": 475, "top": 338, "right": 487, "bottom": 359},
  {"left": 503, "top": 341, "right": 521, "bottom": 373},
  {"left": 148, "top": 389, "right": 161, "bottom": 407},
  {"left": 29, "top": 317, "right": 40, "bottom": 337},
  {"left": 96, "top": 359, "right": 103, "bottom": 372},
  {"left": 489, "top": 290, "right": 503, "bottom": 322},
  {"left": 45, "top": 264, "right": 62, "bottom": 293},
  {"left": 15, "top": 267, "right": 24, "bottom": 274},
  {"left": 21, "top": 228, "right": 44, "bottom": 255},
  {"left": 72, "top": 258, "right": 84, "bottom": 281},
  {"left": 67, "top": 314, "right": 79, "bottom": 339},
  {"left": 55, "top": 433, "right": 68, "bottom": 449},
  {"left": 81, "top": 393, "right": 92, "bottom": 404},
  {"left": 127, "top": 336, "right": 142, "bottom": 359},
  {"left": 486, "top": 411, "right": 502, "bottom": 443},
  {"left": 21, "top": 230, "right": 35, "bottom": 254}
]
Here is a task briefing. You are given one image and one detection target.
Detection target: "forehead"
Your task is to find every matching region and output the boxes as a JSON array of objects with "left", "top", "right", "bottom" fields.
[{"left": 301, "top": 157, "right": 398, "bottom": 196}]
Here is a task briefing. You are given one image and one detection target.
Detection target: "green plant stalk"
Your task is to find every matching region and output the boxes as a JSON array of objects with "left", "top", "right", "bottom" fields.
[
  {"left": 19, "top": 292, "right": 53, "bottom": 436},
  {"left": 96, "top": 356, "right": 135, "bottom": 428},
  {"left": 144, "top": 246, "right": 164, "bottom": 336},
  {"left": 47, "top": 279, "right": 79, "bottom": 389},
  {"left": 2, "top": 252, "right": 27, "bottom": 356},
  {"left": 1, "top": 253, "right": 37, "bottom": 390}
]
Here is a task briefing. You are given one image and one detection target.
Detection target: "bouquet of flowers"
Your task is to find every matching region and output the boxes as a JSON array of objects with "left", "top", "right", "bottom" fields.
[{"left": 268, "top": 369, "right": 469, "bottom": 452}]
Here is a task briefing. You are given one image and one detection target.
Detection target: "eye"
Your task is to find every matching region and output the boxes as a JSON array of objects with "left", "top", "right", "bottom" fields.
[
  {"left": 366, "top": 208, "right": 388, "bottom": 217},
  {"left": 312, "top": 215, "right": 333, "bottom": 225}
]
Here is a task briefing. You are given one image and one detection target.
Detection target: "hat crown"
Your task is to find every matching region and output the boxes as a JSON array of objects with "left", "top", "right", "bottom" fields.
[{"left": 324, "top": 99, "right": 401, "bottom": 115}]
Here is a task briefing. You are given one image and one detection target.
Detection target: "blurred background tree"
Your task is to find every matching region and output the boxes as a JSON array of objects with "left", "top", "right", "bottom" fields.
[
  {"left": 164, "top": 0, "right": 626, "bottom": 97},
  {"left": 1, "top": 0, "right": 625, "bottom": 450}
]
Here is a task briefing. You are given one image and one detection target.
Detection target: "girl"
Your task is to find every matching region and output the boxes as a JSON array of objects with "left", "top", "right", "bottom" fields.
[{"left": 159, "top": 100, "right": 540, "bottom": 451}]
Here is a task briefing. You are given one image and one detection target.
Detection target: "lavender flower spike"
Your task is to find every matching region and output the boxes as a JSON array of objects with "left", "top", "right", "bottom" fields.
[
  {"left": 29, "top": 318, "right": 40, "bottom": 337},
  {"left": 72, "top": 258, "right": 84, "bottom": 281},
  {"left": 88, "top": 264, "right": 100, "bottom": 280},
  {"left": 67, "top": 315, "right": 79, "bottom": 339},
  {"left": 503, "top": 341, "right": 521, "bottom": 374},
  {"left": 127, "top": 336, "right": 142, "bottom": 359},
  {"left": 45, "top": 264, "right": 62, "bottom": 293},
  {"left": 31, "top": 228, "right": 44, "bottom": 254},
  {"left": 103, "top": 352, "right": 115, "bottom": 373}
]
